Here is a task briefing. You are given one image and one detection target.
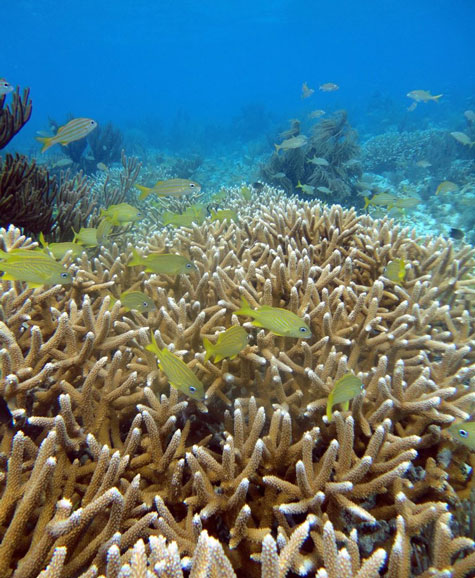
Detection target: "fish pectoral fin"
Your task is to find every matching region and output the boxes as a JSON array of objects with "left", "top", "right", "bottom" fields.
[{"left": 214, "top": 354, "right": 224, "bottom": 363}]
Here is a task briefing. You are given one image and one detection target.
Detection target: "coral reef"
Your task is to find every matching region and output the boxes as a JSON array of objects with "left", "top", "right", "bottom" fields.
[
  {"left": 0, "top": 188, "right": 474, "bottom": 577},
  {"left": 361, "top": 129, "right": 465, "bottom": 177},
  {"left": 0, "top": 87, "right": 32, "bottom": 150},
  {"left": 88, "top": 122, "right": 124, "bottom": 167},
  {"left": 0, "top": 154, "right": 96, "bottom": 240},
  {"left": 261, "top": 112, "right": 362, "bottom": 205}
]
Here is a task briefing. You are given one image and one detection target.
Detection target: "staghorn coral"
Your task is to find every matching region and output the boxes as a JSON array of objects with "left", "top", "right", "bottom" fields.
[
  {"left": 0, "top": 87, "right": 32, "bottom": 150},
  {"left": 0, "top": 187, "right": 474, "bottom": 577}
]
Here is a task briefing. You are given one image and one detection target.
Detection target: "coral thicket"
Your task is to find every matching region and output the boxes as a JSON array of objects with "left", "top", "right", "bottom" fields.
[{"left": 0, "top": 188, "right": 474, "bottom": 577}]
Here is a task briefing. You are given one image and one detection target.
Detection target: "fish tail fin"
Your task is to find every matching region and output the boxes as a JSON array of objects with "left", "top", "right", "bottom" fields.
[
  {"left": 39, "top": 232, "right": 47, "bottom": 248},
  {"left": 145, "top": 330, "right": 161, "bottom": 358},
  {"left": 135, "top": 185, "right": 150, "bottom": 200},
  {"left": 364, "top": 196, "right": 371, "bottom": 210},
  {"left": 274, "top": 144, "right": 280, "bottom": 153},
  {"left": 432, "top": 94, "right": 443, "bottom": 102},
  {"left": 128, "top": 248, "right": 142, "bottom": 266},
  {"left": 203, "top": 337, "right": 214, "bottom": 363},
  {"left": 297, "top": 180, "right": 302, "bottom": 189},
  {"left": 235, "top": 296, "right": 252, "bottom": 316},
  {"left": 35, "top": 136, "right": 54, "bottom": 153},
  {"left": 71, "top": 227, "right": 81, "bottom": 244}
]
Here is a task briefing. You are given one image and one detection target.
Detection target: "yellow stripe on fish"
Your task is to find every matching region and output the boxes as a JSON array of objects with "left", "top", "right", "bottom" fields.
[
  {"left": 146, "top": 331, "right": 205, "bottom": 400},
  {"left": 36, "top": 118, "right": 97, "bottom": 152}
]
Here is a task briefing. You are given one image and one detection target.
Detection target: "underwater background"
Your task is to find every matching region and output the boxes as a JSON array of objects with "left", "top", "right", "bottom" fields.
[{"left": 1, "top": 1, "right": 475, "bottom": 577}]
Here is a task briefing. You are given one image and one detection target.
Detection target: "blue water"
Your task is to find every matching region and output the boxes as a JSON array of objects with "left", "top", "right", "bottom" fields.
[{"left": 3, "top": 0, "right": 474, "bottom": 153}]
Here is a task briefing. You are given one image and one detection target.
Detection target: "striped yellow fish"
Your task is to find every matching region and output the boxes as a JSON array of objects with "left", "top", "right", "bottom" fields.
[
  {"left": 0, "top": 251, "right": 72, "bottom": 287},
  {"left": 135, "top": 179, "right": 201, "bottom": 200},
  {"left": 326, "top": 374, "right": 364, "bottom": 421},
  {"left": 36, "top": 118, "right": 97, "bottom": 152},
  {"left": 146, "top": 331, "right": 205, "bottom": 400},
  {"left": 203, "top": 325, "right": 248, "bottom": 363},
  {"left": 235, "top": 296, "right": 312, "bottom": 338},
  {"left": 447, "top": 420, "right": 475, "bottom": 451}
]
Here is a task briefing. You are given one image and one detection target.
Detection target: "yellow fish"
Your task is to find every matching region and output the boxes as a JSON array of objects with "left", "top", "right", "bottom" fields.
[
  {"left": 119, "top": 291, "right": 156, "bottom": 313},
  {"left": 72, "top": 227, "right": 98, "bottom": 247},
  {"left": 383, "top": 259, "right": 406, "bottom": 285},
  {"left": 0, "top": 251, "right": 72, "bottom": 288},
  {"left": 447, "top": 420, "right": 475, "bottom": 451},
  {"left": 100, "top": 203, "right": 142, "bottom": 226},
  {"left": 296, "top": 181, "right": 315, "bottom": 195},
  {"left": 128, "top": 249, "right": 196, "bottom": 275},
  {"left": 146, "top": 331, "right": 205, "bottom": 400},
  {"left": 319, "top": 83, "right": 339, "bottom": 92},
  {"left": 39, "top": 232, "right": 83, "bottom": 260},
  {"left": 210, "top": 209, "right": 238, "bottom": 222},
  {"left": 240, "top": 185, "right": 252, "bottom": 201},
  {"left": 36, "top": 118, "right": 97, "bottom": 152},
  {"left": 135, "top": 179, "right": 201, "bottom": 200},
  {"left": 364, "top": 192, "right": 398, "bottom": 210},
  {"left": 326, "top": 374, "right": 364, "bottom": 421},
  {"left": 162, "top": 205, "right": 206, "bottom": 227},
  {"left": 406, "top": 90, "right": 442, "bottom": 103},
  {"left": 203, "top": 326, "right": 248, "bottom": 363},
  {"left": 274, "top": 135, "right": 308, "bottom": 154},
  {"left": 235, "top": 296, "right": 312, "bottom": 338},
  {"left": 435, "top": 181, "right": 458, "bottom": 196},
  {"left": 450, "top": 132, "right": 473, "bottom": 147}
]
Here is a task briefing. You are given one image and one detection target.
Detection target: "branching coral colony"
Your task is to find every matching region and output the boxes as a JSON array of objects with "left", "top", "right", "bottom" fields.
[{"left": 0, "top": 187, "right": 474, "bottom": 578}]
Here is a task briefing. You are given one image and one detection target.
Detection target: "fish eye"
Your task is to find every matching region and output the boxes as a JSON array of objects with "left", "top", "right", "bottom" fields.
[
  {"left": 459, "top": 429, "right": 469, "bottom": 438},
  {"left": 190, "top": 183, "right": 195, "bottom": 188},
  {"left": 299, "top": 326, "right": 308, "bottom": 333},
  {"left": 60, "top": 272, "right": 69, "bottom": 278},
  {"left": 189, "top": 386, "right": 196, "bottom": 393},
  {"left": 186, "top": 263, "right": 192, "bottom": 268},
  {"left": 142, "top": 301, "right": 149, "bottom": 308}
]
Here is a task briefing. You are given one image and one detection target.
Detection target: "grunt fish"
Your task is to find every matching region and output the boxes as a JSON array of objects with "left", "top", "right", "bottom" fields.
[
  {"left": 406, "top": 90, "right": 442, "bottom": 103},
  {"left": 203, "top": 325, "right": 248, "bottom": 363},
  {"left": 450, "top": 131, "right": 473, "bottom": 147},
  {"left": 36, "top": 118, "right": 97, "bottom": 153},
  {"left": 0, "top": 251, "right": 72, "bottom": 287},
  {"left": 435, "top": 181, "right": 458, "bottom": 196},
  {"left": 146, "top": 331, "right": 205, "bottom": 400},
  {"left": 0, "top": 78, "right": 14, "bottom": 96},
  {"left": 235, "top": 296, "right": 312, "bottom": 339},
  {"left": 447, "top": 420, "right": 475, "bottom": 451},
  {"left": 128, "top": 249, "right": 196, "bottom": 275},
  {"left": 319, "top": 83, "right": 339, "bottom": 92},
  {"left": 326, "top": 374, "right": 364, "bottom": 421},
  {"left": 119, "top": 291, "right": 156, "bottom": 313},
  {"left": 383, "top": 259, "right": 406, "bottom": 285},
  {"left": 274, "top": 135, "right": 308, "bottom": 153},
  {"left": 135, "top": 178, "right": 201, "bottom": 200},
  {"left": 100, "top": 203, "right": 142, "bottom": 226}
]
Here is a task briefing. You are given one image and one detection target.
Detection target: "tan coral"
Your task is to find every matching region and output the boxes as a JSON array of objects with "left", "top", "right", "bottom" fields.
[{"left": 0, "top": 188, "right": 474, "bottom": 576}]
